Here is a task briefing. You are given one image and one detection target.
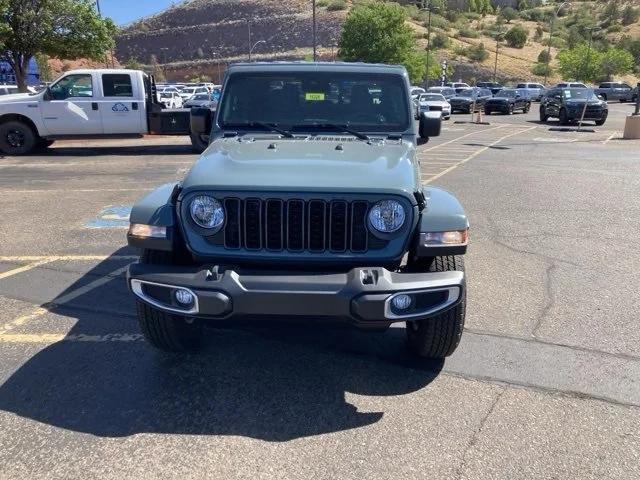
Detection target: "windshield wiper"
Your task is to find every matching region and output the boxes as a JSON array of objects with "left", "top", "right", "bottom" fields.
[
  {"left": 223, "top": 122, "right": 294, "bottom": 138},
  {"left": 303, "top": 123, "right": 370, "bottom": 141}
]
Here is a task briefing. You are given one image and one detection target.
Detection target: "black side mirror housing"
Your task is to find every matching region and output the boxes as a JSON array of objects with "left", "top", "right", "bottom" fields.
[{"left": 418, "top": 111, "right": 441, "bottom": 143}]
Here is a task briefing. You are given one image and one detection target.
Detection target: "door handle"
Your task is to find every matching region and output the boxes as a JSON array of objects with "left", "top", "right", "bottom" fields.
[
  {"left": 132, "top": 102, "right": 138, "bottom": 110},
  {"left": 92, "top": 102, "right": 98, "bottom": 111}
]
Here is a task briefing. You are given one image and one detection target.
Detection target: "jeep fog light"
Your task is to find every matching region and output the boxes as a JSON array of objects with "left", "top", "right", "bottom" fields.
[
  {"left": 422, "top": 230, "right": 468, "bottom": 246},
  {"left": 129, "top": 224, "right": 167, "bottom": 238},
  {"left": 391, "top": 294, "right": 412, "bottom": 311},
  {"left": 174, "top": 289, "right": 195, "bottom": 307}
]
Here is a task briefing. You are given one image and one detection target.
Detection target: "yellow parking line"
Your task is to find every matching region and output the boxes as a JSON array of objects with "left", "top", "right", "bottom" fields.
[
  {"left": 0, "top": 307, "right": 48, "bottom": 335},
  {"left": 0, "top": 257, "right": 56, "bottom": 280},
  {"left": 426, "top": 126, "right": 537, "bottom": 184},
  {"left": 0, "top": 333, "right": 143, "bottom": 343}
]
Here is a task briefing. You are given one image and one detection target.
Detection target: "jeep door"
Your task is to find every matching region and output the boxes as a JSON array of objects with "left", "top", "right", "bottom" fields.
[
  {"left": 99, "top": 72, "right": 145, "bottom": 134},
  {"left": 40, "top": 73, "right": 103, "bottom": 135}
]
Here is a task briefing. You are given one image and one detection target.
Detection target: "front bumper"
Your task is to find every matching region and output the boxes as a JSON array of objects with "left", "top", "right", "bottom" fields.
[{"left": 127, "top": 264, "right": 464, "bottom": 328}]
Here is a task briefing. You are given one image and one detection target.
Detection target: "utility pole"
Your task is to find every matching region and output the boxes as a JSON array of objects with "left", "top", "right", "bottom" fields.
[
  {"left": 493, "top": 32, "right": 506, "bottom": 83},
  {"left": 95, "top": 0, "right": 101, "bottom": 15},
  {"left": 247, "top": 19, "right": 252, "bottom": 62},
  {"left": 312, "top": 0, "right": 317, "bottom": 61},
  {"left": 420, "top": 1, "right": 432, "bottom": 88}
]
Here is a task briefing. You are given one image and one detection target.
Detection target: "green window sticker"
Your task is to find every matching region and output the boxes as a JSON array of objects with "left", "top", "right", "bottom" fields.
[{"left": 305, "top": 92, "right": 325, "bottom": 101}]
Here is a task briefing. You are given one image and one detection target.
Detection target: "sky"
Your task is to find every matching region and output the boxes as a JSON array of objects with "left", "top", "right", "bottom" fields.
[{"left": 100, "top": 0, "right": 176, "bottom": 25}]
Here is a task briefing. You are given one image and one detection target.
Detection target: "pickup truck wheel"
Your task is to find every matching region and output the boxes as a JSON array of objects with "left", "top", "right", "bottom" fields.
[
  {"left": 136, "top": 249, "right": 203, "bottom": 353},
  {"left": 190, "top": 132, "right": 208, "bottom": 154},
  {"left": 0, "top": 120, "right": 36, "bottom": 155},
  {"left": 406, "top": 255, "right": 466, "bottom": 358},
  {"left": 523, "top": 103, "right": 530, "bottom": 113}
]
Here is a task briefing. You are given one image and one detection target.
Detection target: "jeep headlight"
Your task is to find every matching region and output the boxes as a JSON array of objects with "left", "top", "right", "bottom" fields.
[
  {"left": 190, "top": 195, "right": 224, "bottom": 230},
  {"left": 368, "top": 200, "right": 405, "bottom": 233}
]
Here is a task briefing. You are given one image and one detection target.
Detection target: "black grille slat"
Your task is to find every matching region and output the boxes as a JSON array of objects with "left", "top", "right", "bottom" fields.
[
  {"left": 329, "top": 201, "right": 348, "bottom": 252},
  {"left": 224, "top": 198, "right": 241, "bottom": 249},
  {"left": 244, "top": 199, "right": 262, "bottom": 250},
  {"left": 350, "top": 201, "right": 369, "bottom": 252},
  {"left": 265, "top": 199, "right": 284, "bottom": 250},
  {"left": 287, "top": 200, "right": 304, "bottom": 251},
  {"left": 308, "top": 200, "right": 326, "bottom": 252}
]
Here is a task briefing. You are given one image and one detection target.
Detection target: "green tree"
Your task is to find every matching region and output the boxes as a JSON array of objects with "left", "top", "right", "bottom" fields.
[
  {"left": 500, "top": 7, "right": 518, "bottom": 23},
  {"left": 468, "top": 0, "right": 478, "bottom": 13},
  {"left": 599, "top": 48, "right": 634, "bottom": 80},
  {"left": 338, "top": 1, "right": 427, "bottom": 83},
  {"left": 34, "top": 52, "right": 51, "bottom": 82},
  {"left": 125, "top": 57, "right": 142, "bottom": 70},
  {"left": 504, "top": 25, "right": 528, "bottom": 48},
  {"left": 537, "top": 49, "right": 551, "bottom": 64},
  {"left": 621, "top": 5, "right": 639, "bottom": 26},
  {"left": 557, "top": 44, "right": 602, "bottom": 82},
  {"left": 0, "top": 0, "right": 116, "bottom": 91}
]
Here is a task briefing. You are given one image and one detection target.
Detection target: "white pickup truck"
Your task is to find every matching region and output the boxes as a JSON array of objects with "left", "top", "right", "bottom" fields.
[{"left": 0, "top": 69, "right": 215, "bottom": 155}]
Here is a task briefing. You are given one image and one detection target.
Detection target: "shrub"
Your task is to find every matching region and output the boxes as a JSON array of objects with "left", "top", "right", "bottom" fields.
[
  {"left": 537, "top": 49, "right": 551, "bottom": 63},
  {"left": 327, "top": 0, "right": 347, "bottom": 11},
  {"left": 430, "top": 32, "right": 450, "bottom": 49},
  {"left": 466, "top": 42, "right": 489, "bottom": 62},
  {"left": 607, "top": 24, "right": 623, "bottom": 33},
  {"left": 458, "top": 26, "right": 479, "bottom": 38},
  {"left": 533, "top": 25, "right": 544, "bottom": 42},
  {"left": 500, "top": 7, "right": 519, "bottom": 23},
  {"left": 444, "top": 9, "right": 460, "bottom": 23},
  {"left": 531, "top": 62, "right": 551, "bottom": 76},
  {"left": 622, "top": 5, "right": 640, "bottom": 25},
  {"left": 504, "top": 25, "right": 528, "bottom": 48},
  {"left": 316, "top": 0, "right": 329, "bottom": 6},
  {"left": 542, "top": 36, "right": 565, "bottom": 49}
]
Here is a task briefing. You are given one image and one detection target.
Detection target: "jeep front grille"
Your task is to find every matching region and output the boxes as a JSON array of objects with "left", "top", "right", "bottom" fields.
[{"left": 220, "top": 198, "right": 370, "bottom": 253}]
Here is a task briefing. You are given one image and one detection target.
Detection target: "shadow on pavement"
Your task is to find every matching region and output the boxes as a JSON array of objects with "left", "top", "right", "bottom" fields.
[
  {"left": 25, "top": 143, "right": 194, "bottom": 157},
  {"left": 0, "top": 248, "right": 442, "bottom": 440}
]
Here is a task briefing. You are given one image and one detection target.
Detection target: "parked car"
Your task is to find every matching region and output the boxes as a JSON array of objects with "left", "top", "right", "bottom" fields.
[
  {"left": 179, "top": 86, "right": 209, "bottom": 100},
  {"left": 594, "top": 82, "right": 636, "bottom": 102},
  {"left": 410, "top": 86, "right": 426, "bottom": 100},
  {"left": 445, "top": 82, "right": 471, "bottom": 93},
  {"left": 183, "top": 92, "right": 217, "bottom": 108},
  {"left": 484, "top": 88, "right": 531, "bottom": 115},
  {"left": 476, "top": 81, "right": 503, "bottom": 95},
  {"left": 540, "top": 87, "right": 608, "bottom": 126},
  {"left": 515, "top": 82, "right": 546, "bottom": 101},
  {"left": 127, "top": 61, "right": 468, "bottom": 359},
  {"left": 553, "top": 82, "right": 588, "bottom": 89},
  {"left": 159, "top": 90, "right": 184, "bottom": 109},
  {"left": 415, "top": 93, "right": 451, "bottom": 120},
  {"left": 427, "top": 86, "right": 457, "bottom": 100},
  {"left": 449, "top": 87, "right": 493, "bottom": 113},
  {"left": 0, "top": 68, "right": 209, "bottom": 155}
]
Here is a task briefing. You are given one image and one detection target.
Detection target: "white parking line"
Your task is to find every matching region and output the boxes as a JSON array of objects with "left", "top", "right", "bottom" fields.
[{"left": 602, "top": 131, "right": 618, "bottom": 144}]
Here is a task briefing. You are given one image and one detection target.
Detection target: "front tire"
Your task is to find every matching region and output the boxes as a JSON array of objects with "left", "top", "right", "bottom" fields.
[
  {"left": 136, "top": 249, "right": 203, "bottom": 353},
  {"left": 0, "top": 120, "right": 37, "bottom": 155},
  {"left": 508, "top": 104, "right": 514, "bottom": 115},
  {"left": 559, "top": 108, "right": 569, "bottom": 125},
  {"left": 523, "top": 103, "right": 530, "bottom": 113},
  {"left": 539, "top": 106, "right": 548, "bottom": 122},
  {"left": 406, "top": 256, "right": 466, "bottom": 358}
]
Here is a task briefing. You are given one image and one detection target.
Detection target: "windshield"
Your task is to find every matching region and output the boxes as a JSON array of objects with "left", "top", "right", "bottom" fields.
[
  {"left": 563, "top": 88, "right": 598, "bottom": 100},
  {"left": 183, "top": 88, "right": 196, "bottom": 94},
  {"left": 458, "top": 89, "right": 475, "bottom": 98},
  {"left": 420, "top": 94, "right": 445, "bottom": 102},
  {"left": 193, "top": 94, "right": 210, "bottom": 100},
  {"left": 496, "top": 89, "right": 516, "bottom": 98},
  {"left": 219, "top": 72, "right": 410, "bottom": 133}
]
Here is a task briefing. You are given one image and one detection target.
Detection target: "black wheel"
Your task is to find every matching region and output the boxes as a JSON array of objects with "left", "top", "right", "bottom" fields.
[
  {"left": 595, "top": 116, "right": 607, "bottom": 126},
  {"left": 484, "top": 108, "right": 491, "bottom": 115},
  {"left": 523, "top": 103, "right": 530, "bottom": 113},
  {"left": 136, "top": 249, "right": 203, "bottom": 352},
  {"left": 559, "top": 108, "right": 569, "bottom": 125},
  {"left": 406, "top": 256, "right": 466, "bottom": 358},
  {"left": 539, "top": 106, "right": 548, "bottom": 122},
  {"left": 508, "top": 104, "right": 514, "bottom": 115},
  {"left": 0, "top": 120, "right": 36, "bottom": 155}
]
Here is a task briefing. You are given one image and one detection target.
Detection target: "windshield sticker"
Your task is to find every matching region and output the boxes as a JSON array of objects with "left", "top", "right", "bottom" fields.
[
  {"left": 305, "top": 92, "right": 325, "bottom": 101},
  {"left": 564, "top": 90, "right": 571, "bottom": 98}
]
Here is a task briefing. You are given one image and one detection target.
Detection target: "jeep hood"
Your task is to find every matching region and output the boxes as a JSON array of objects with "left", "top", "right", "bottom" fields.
[{"left": 182, "top": 136, "right": 419, "bottom": 200}]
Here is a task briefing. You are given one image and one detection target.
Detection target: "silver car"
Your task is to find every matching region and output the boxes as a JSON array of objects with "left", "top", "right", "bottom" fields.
[
  {"left": 515, "top": 82, "right": 546, "bottom": 102},
  {"left": 183, "top": 93, "right": 217, "bottom": 108},
  {"left": 415, "top": 93, "right": 451, "bottom": 120}
]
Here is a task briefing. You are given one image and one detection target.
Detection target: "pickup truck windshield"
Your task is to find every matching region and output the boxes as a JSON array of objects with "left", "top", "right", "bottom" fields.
[{"left": 219, "top": 72, "right": 410, "bottom": 132}]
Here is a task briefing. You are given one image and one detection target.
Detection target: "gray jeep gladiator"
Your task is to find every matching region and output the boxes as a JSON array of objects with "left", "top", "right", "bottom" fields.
[{"left": 126, "top": 62, "right": 469, "bottom": 358}]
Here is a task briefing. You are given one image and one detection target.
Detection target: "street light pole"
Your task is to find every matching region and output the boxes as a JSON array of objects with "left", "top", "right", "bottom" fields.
[
  {"left": 493, "top": 32, "right": 505, "bottom": 83},
  {"left": 544, "top": 2, "right": 569, "bottom": 86},
  {"left": 577, "top": 26, "right": 600, "bottom": 131},
  {"left": 312, "top": 0, "right": 317, "bottom": 61},
  {"left": 247, "top": 19, "right": 252, "bottom": 61},
  {"left": 249, "top": 40, "right": 266, "bottom": 62},
  {"left": 419, "top": 1, "right": 432, "bottom": 88}
]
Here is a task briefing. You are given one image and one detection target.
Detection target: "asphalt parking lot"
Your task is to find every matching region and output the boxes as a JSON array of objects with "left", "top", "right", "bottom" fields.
[{"left": 0, "top": 102, "right": 639, "bottom": 479}]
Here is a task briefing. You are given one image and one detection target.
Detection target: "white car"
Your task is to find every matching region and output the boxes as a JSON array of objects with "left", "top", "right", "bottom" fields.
[
  {"left": 179, "top": 86, "right": 209, "bottom": 100},
  {"left": 158, "top": 91, "right": 183, "bottom": 109},
  {"left": 410, "top": 86, "right": 426, "bottom": 101},
  {"left": 415, "top": 93, "right": 451, "bottom": 120}
]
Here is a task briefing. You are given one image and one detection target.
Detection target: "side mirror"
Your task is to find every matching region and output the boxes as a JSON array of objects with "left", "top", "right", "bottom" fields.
[
  {"left": 597, "top": 94, "right": 604, "bottom": 100},
  {"left": 418, "top": 111, "right": 441, "bottom": 143}
]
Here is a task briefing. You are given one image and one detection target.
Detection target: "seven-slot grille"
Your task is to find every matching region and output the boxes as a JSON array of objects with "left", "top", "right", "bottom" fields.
[{"left": 221, "top": 198, "right": 370, "bottom": 253}]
